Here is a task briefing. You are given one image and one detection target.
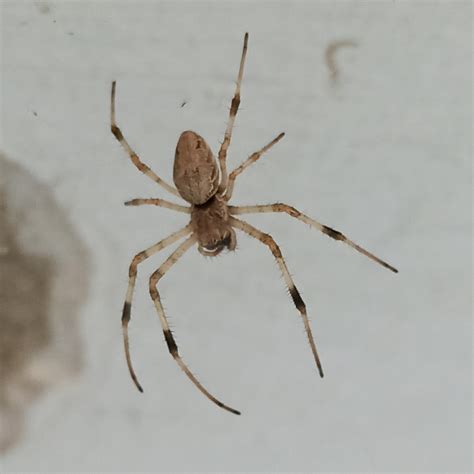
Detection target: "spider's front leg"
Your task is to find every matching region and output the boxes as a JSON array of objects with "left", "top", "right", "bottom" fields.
[
  {"left": 230, "top": 216, "right": 324, "bottom": 378},
  {"left": 217, "top": 33, "right": 249, "bottom": 194},
  {"left": 110, "top": 81, "right": 181, "bottom": 198},
  {"left": 148, "top": 234, "right": 241, "bottom": 415},
  {"left": 224, "top": 132, "right": 285, "bottom": 201}
]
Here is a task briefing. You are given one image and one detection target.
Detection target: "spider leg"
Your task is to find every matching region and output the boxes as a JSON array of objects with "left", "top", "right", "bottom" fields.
[
  {"left": 224, "top": 132, "right": 285, "bottom": 201},
  {"left": 124, "top": 198, "right": 190, "bottom": 214},
  {"left": 217, "top": 33, "right": 249, "bottom": 194},
  {"left": 110, "top": 81, "right": 181, "bottom": 199},
  {"left": 230, "top": 216, "right": 324, "bottom": 378},
  {"left": 149, "top": 234, "right": 241, "bottom": 415},
  {"left": 229, "top": 204, "right": 398, "bottom": 273},
  {"left": 122, "top": 224, "right": 192, "bottom": 392}
]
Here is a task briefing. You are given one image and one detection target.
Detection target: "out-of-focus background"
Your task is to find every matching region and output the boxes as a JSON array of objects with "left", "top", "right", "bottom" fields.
[{"left": 0, "top": 1, "right": 471, "bottom": 471}]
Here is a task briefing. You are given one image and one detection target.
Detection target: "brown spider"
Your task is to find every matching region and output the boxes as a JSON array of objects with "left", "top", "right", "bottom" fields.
[{"left": 110, "top": 33, "right": 397, "bottom": 416}]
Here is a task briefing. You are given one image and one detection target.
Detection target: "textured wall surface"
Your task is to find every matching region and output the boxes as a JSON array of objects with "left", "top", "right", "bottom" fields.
[{"left": 1, "top": 1, "right": 471, "bottom": 471}]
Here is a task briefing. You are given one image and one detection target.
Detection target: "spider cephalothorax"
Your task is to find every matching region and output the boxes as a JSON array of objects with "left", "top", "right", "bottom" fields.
[
  {"left": 111, "top": 33, "right": 397, "bottom": 416},
  {"left": 191, "top": 195, "right": 236, "bottom": 257}
]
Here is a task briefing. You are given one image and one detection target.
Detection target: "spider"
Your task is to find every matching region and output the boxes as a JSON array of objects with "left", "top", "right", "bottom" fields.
[{"left": 110, "top": 33, "right": 397, "bottom": 416}]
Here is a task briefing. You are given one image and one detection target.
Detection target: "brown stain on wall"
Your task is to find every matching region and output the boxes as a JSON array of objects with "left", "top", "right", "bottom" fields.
[
  {"left": 325, "top": 39, "right": 358, "bottom": 85},
  {"left": 0, "top": 154, "right": 90, "bottom": 454}
]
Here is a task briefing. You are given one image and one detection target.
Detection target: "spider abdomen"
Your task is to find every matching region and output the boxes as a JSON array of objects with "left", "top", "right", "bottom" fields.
[{"left": 173, "top": 131, "right": 219, "bottom": 205}]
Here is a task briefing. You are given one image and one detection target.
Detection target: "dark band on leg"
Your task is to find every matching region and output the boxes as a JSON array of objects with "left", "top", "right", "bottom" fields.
[
  {"left": 322, "top": 225, "right": 344, "bottom": 241},
  {"left": 164, "top": 330, "right": 178, "bottom": 356},
  {"left": 289, "top": 285, "right": 306, "bottom": 313},
  {"left": 111, "top": 124, "right": 123, "bottom": 141},
  {"left": 230, "top": 96, "right": 240, "bottom": 116},
  {"left": 122, "top": 301, "right": 131, "bottom": 324}
]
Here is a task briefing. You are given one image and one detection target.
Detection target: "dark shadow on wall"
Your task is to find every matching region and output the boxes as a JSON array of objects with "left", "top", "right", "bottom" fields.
[{"left": 0, "top": 153, "right": 90, "bottom": 454}]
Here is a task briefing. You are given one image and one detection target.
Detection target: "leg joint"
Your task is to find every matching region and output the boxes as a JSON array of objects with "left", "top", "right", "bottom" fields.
[
  {"left": 130, "top": 251, "right": 147, "bottom": 277},
  {"left": 134, "top": 160, "right": 149, "bottom": 172},
  {"left": 149, "top": 269, "right": 163, "bottom": 285},
  {"left": 149, "top": 271, "right": 163, "bottom": 297},
  {"left": 277, "top": 204, "right": 299, "bottom": 217},
  {"left": 262, "top": 233, "right": 281, "bottom": 258},
  {"left": 111, "top": 124, "right": 123, "bottom": 140}
]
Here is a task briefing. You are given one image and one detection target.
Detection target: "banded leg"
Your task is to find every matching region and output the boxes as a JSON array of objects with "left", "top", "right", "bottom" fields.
[
  {"left": 110, "top": 81, "right": 181, "bottom": 199},
  {"left": 149, "top": 235, "right": 240, "bottom": 415},
  {"left": 229, "top": 204, "right": 398, "bottom": 273},
  {"left": 217, "top": 33, "right": 249, "bottom": 194},
  {"left": 124, "top": 198, "right": 190, "bottom": 214},
  {"left": 122, "top": 224, "right": 192, "bottom": 392},
  {"left": 230, "top": 216, "right": 324, "bottom": 378},
  {"left": 224, "top": 132, "right": 285, "bottom": 200}
]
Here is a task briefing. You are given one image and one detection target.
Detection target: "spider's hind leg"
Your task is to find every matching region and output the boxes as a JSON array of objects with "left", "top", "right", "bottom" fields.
[
  {"left": 229, "top": 203, "right": 398, "bottom": 273},
  {"left": 230, "top": 216, "right": 324, "bottom": 378},
  {"left": 148, "top": 234, "right": 241, "bottom": 415},
  {"left": 121, "top": 225, "right": 192, "bottom": 392}
]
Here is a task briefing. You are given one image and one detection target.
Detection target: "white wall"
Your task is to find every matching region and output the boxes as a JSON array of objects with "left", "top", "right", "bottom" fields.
[{"left": 1, "top": 1, "right": 471, "bottom": 471}]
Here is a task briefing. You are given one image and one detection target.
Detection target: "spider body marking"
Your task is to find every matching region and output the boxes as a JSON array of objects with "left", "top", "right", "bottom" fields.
[
  {"left": 173, "top": 130, "right": 219, "bottom": 205},
  {"left": 110, "top": 32, "right": 397, "bottom": 416}
]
